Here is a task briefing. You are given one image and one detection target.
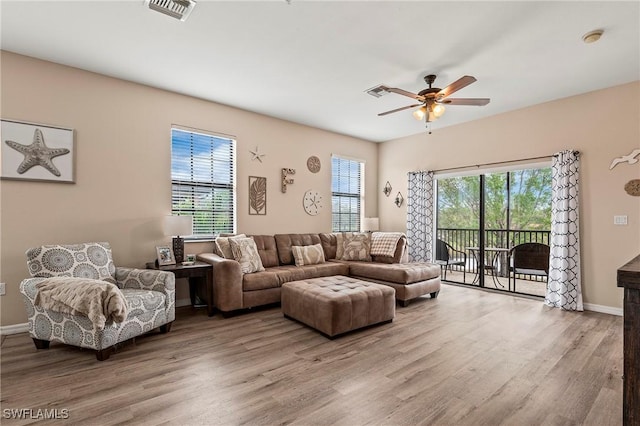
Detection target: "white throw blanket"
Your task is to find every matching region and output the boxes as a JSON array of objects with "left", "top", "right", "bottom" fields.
[
  {"left": 370, "top": 232, "right": 404, "bottom": 257},
  {"left": 35, "top": 277, "right": 128, "bottom": 330}
]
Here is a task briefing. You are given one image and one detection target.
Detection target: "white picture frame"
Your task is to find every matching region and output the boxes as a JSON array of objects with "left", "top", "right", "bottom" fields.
[
  {"left": 1, "top": 119, "right": 75, "bottom": 183},
  {"left": 156, "top": 245, "right": 176, "bottom": 266}
]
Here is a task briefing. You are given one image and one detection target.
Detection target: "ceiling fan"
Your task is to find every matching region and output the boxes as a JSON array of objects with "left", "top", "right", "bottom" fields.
[{"left": 371, "top": 74, "right": 490, "bottom": 123}]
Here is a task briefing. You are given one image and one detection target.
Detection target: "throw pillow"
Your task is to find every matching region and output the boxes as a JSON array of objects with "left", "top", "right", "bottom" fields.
[
  {"left": 370, "top": 232, "right": 405, "bottom": 257},
  {"left": 229, "top": 237, "right": 265, "bottom": 274},
  {"left": 215, "top": 234, "right": 246, "bottom": 259},
  {"left": 340, "top": 233, "right": 372, "bottom": 261},
  {"left": 291, "top": 244, "right": 326, "bottom": 267},
  {"left": 335, "top": 232, "right": 355, "bottom": 259}
]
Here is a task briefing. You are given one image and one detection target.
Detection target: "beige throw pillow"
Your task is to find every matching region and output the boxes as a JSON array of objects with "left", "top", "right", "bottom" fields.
[
  {"left": 335, "top": 232, "right": 355, "bottom": 259},
  {"left": 215, "top": 234, "right": 246, "bottom": 259},
  {"left": 229, "top": 237, "right": 265, "bottom": 274},
  {"left": 291, "top": 244, "right": 326, "bottom": 266},
  {"left": 340, "top": 233, "right": 372, "bottom": 261}
]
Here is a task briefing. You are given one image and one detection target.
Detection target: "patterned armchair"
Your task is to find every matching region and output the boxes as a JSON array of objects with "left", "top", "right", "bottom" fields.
[{"left": 19, "top": 242, "right": 175, "bottom": 361}]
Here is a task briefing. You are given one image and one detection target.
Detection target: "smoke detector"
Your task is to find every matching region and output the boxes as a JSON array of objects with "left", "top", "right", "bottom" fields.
[
  {"left": 145, "top": 0, "right": 196, "bottom": 21},
  {"left": 582, "top": 29, "right": 604, "bottom": 44}
]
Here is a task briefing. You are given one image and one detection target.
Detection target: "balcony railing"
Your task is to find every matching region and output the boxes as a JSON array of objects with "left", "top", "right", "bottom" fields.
[{"left": 436, "top": 228, "right": 551, "bottom": 296}]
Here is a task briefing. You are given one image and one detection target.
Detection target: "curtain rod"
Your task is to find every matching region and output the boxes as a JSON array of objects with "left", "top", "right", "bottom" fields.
[{"left": 428, "top": 151, "right": 580, "bottom": 174}]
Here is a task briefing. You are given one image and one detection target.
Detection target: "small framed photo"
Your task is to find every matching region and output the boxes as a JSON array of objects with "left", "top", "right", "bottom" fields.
[
  {"left": 1, "top": 119, "right": 75, "bottom": 183},
  {"left": 156, "top": 245, "right": 176, "bottom": 266}
]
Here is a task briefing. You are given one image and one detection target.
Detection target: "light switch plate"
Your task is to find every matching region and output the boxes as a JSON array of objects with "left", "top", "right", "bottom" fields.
[
  {"left": 0, "top": 282, "right": 5, "bottom": 296},
  {"left": 614, "top": 215, "right": 628, "bottom": 225}
]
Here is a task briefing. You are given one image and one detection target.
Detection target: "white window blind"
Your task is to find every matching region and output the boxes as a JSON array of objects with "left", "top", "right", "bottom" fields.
[
  {"left": 171, "top": 127, "right": 236, "bottom": 238},
  {"left": 331, "top": 156, "right": 363, "bottom": 232}
]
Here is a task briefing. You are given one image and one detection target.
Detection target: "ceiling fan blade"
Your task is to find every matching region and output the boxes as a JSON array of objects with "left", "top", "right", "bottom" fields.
[
  {"left": 378, "top": 103, "right": 422, "bottom": 116},
  {"left": 386, "top": 87, "right": 425, "bottom": 101},
  {"left": 437, "top": 76, "right": 477, "bottom": 98},
  {"left": 438, "top": 98, "right": 490, "bottom": 106}
]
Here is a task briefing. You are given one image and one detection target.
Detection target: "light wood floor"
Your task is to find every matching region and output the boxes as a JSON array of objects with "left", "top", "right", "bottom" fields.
[{"left": 1, "top": 284, "right": 622, "bottom": 425}]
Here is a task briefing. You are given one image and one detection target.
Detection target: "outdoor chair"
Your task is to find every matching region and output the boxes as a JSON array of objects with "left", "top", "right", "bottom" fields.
[
  {"left": 434, "top": 239, "right": 467, "bottom": 282},
  {"left": 508, "top": 242, "right": 550, "bottom": 291}
]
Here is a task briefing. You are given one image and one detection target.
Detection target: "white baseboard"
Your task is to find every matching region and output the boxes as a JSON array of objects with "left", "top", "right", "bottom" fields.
[
  {"left": 584, "top": 303, "right": 623, "bottom": 317},
  {"left": 0, "top": 322, "right": 28, "bottom": 335}
]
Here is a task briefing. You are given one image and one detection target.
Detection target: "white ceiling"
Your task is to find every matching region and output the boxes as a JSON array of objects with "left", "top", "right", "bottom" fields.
[{"left": 1, "top": 1, "right": 639, "bottom": 142}]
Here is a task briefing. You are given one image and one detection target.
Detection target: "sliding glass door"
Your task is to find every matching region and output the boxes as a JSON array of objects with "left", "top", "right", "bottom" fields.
[
  {"left": 507, "top": 168, "right": 552, "bottom": 296},
  {"left": 436, "top": 166, "right": 552, "bottom": 297},
  {"left": 435, "top": 175, "right": 480, "bottom": 286}
]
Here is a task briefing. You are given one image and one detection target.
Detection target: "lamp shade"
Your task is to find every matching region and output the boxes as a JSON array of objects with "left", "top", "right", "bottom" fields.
[
  {"left": 163, "top": 215, "right": 193, "bottom": 237},
  {"left": 362, "top": 217, "right": 380, "bottom": 232}
]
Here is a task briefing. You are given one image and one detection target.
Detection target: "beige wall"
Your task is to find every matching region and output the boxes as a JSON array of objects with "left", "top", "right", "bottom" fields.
[
  {"left": 0, "top": 52, "right": 378, "bottom": 326},
  {"left": 1, "top": 50, "right": 636, "bottom": 327},
  {"left": 379, "top": 81, "right": 640, "bottom": 310}
]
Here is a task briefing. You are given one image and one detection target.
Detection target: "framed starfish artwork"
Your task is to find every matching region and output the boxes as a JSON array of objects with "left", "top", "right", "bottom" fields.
[{"left": 1, "top": 119, "right": 75, "bottom": 183}]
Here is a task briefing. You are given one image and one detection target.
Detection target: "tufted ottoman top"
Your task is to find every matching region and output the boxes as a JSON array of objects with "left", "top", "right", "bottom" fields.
[
  {"left": 281, "top": 275, "right": 395, "bottom": 337},
  {"left": 287, "top": 275, "right": 393, "bottom": 297}
]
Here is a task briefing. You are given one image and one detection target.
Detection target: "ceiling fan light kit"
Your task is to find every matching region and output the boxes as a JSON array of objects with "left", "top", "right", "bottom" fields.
[{"left": 374, "top": 74, "right": 490, "bottom": 127}]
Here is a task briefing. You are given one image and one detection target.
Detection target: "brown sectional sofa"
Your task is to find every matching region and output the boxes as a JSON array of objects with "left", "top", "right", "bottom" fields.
[{"left": 197, "top": 233, "right": 441, "bottom": 315}]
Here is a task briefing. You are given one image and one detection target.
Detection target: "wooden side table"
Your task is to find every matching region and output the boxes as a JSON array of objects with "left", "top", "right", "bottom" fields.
[{"left": 146, "top": 261, "right": 215, "bottom": 317}]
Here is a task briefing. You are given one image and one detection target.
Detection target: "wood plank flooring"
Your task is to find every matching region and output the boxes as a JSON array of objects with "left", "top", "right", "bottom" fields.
[{"left": 0, "top": 284, "right": 623, "bottom": 425}]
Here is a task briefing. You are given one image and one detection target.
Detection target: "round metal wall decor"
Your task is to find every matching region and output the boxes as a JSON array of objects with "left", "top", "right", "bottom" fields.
[
  {"left": 625, "top": 179, "right": 640, "bottom": 196},
  {"left": 307, "top": 156, "right": 321, "bottom": 173}
]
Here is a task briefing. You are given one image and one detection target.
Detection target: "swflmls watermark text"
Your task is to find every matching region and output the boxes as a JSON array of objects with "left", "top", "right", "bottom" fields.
[{"left": 2, "top": 408, "right": 70, "bottom": 420}]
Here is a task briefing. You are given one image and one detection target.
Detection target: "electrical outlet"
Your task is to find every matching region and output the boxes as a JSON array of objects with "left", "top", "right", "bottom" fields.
[
  {"left": 614, "top": 215, "right": 628, "bottom": 225},
  {"left": 0, "top": 282, "right": 5, "bottom": 296}
]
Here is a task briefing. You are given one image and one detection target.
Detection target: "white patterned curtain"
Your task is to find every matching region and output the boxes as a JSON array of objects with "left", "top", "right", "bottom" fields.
[
  {"left": 407, "top": 171, "right": 434, "bottom": 262},
  {"left": 545, "top": 150, "right": 583, "bottom": 311}
]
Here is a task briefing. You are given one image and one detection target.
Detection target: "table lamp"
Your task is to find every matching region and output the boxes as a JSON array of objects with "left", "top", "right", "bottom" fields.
[
  {"left": 164, "top": 215, "right": 193, "bottom": 263},
  {"left": 362, "top": 217, "right": 380, "bottom": 233}
]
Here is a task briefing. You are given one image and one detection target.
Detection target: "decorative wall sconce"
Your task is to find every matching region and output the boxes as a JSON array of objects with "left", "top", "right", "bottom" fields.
[
  {"left": 281, "top": 168, "right": 295, "bottom": 193},
  {"left": 394, "top": 192, "right": 404, "bottom": 208},
  {"left": 383, "top": 181, "right": 392, "bottom": 197}
]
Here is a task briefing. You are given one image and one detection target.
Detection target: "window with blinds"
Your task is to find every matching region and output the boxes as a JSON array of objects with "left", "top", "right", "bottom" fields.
[
  {"left": 171, "top": 128, "right": 236, "bottom": 239},
  {"left": 331, "top": 156, "right": 363, "bottom": 232}
]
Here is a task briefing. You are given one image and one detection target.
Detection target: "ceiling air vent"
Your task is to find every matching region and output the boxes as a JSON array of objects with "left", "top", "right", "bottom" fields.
[
  {"left": 145, "top": 0, "right": 196, "bottom": 22},
  {"left": 365, "top": 84, "right": 389, "bottom": 98}
]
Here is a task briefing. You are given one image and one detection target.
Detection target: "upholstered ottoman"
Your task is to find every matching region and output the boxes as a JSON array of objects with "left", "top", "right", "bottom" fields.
[
  {"left": 347, "top": 262, "right": 442, "bottom": 306},
  {"left": 281, "top": 276, "right": 395, "bottom": 338}
]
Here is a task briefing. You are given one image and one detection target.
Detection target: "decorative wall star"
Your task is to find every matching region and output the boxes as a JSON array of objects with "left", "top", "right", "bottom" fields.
[
  {"left": 249, "top": 146, "right": 265, "bottom": 163},
  {"left": 4, "top": 128, "right": 70, "bottom": 176}
]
